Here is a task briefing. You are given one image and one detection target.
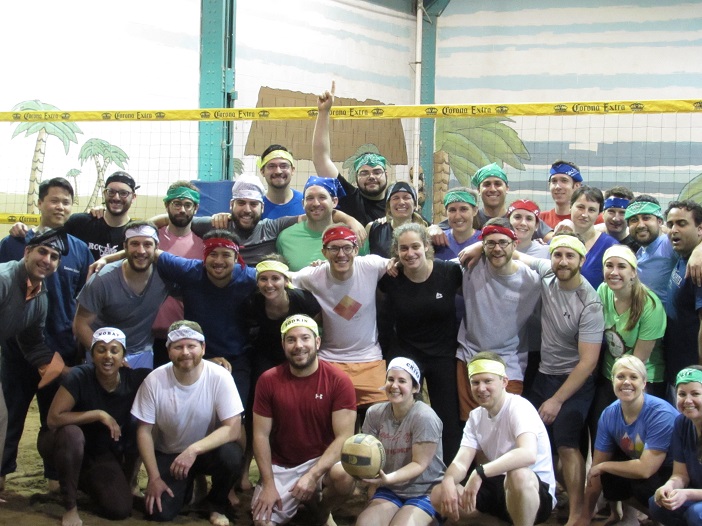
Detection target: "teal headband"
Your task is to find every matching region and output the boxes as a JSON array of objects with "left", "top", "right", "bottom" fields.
[
  {"left": 676, "top": 368, "right": 702, "bottom": 387},
  {"left": 163, "top": 186, "right": 200, "bottom": 205},
  {"left": 443, "top": 190, "right": 477, "bottom": 208},
  {"left": 354, "top": 153, "right": 387, "bottom": 173},
  {"left": 624, "top": 201, "right": 663, "bottom": 221},
  {"left": 471, "top": 162, "right": 508, "bottom": 188}
]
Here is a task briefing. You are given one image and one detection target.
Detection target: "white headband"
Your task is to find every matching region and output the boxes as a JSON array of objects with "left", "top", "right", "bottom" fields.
[
  {"left": 387, "top": 357, "right": 421, "bottom": 385},
  {"left": 124, "top": 224, "right": 159, "bottom": 242},
  {"left": 166, "top": 327, "right": 205, "bottom": 346}
]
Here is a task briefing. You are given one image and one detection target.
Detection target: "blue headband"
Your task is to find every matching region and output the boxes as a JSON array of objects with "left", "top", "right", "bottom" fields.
[
  {"left": 549, "top": 163, "right": 583, "bottom": 183},
  {"left": 604, "top": 197, "right": 630, "bottom": 210},
  {"left": 303, "top": 176, "right": 346, "bottom": 199}
]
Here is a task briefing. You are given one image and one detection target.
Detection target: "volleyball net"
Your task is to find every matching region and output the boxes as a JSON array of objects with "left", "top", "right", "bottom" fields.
[{"left": 1, "top": 98, "right": 701, "bottom": 224}]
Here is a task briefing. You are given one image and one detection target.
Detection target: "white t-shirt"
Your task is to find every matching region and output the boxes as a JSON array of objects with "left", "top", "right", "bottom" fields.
[
  {"left": 461, "top": 393, "right": 556, "bottom": 508},
  {"left": 131, "top": 360, "right": 243, "bottom": 454},
  {"left": 293, "top": 255, "right": 387, "bottom": 363}
]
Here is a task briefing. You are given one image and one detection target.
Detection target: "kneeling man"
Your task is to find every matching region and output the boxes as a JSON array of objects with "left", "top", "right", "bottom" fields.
[
  {"left": 431, "top": 352, "right": 556, "bottom": 526},
  {"left": 252, "top": 315, "right": 356, "bottom": 526},
  {"left": 132, "top": 320, "right": 243, "bottom": 525}
]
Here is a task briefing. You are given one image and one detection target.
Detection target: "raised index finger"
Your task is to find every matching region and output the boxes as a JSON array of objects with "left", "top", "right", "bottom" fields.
[{"left": 330, "top": 80, "right": 336, "bottom": 97}]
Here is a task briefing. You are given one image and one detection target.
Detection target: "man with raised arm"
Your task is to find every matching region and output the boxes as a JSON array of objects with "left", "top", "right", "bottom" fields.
[
  {"left": 252, "top": 315, "right": 356, "bottom": 526},
  {"left": 431, "top": 352, "right": 555, "bottom": 526}
]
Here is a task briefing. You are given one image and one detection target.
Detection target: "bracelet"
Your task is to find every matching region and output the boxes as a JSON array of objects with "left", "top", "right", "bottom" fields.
[{"left": 476, "top": 464, "right": 488, "bottom": 481}]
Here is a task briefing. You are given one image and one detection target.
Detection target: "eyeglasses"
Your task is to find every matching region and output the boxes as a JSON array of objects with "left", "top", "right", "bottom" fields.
[
  {"left": 169, "top": 200, "right": 195, "bottom": 211},
  {"left": 104, "top": 188, "right": 132, "bottom": 199},
  {"left": 357, "top": 169, "right": 385, "bottom": 178},
  {"left": 324, "top": 245, "right": 356, "bottom": 255},
  {"left": 483, "top": 240, "right": 513, "bottom": 249},
  {"left": 265, "top": 162, "right": 291, "bottom": 171}
]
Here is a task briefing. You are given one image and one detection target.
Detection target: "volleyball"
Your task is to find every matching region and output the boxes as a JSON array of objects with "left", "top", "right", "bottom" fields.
[{"left": 341, "top": 433, "right": 386, "bottom": 479}]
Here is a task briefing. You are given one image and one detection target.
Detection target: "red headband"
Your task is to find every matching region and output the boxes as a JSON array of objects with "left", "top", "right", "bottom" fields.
[
  {"left": 322, "top": 226, "right": 357, "bottom": 247},
  {"left": 479, "top": 225, "right": 518, "bottom": 241},
  {"left": 203, "top": 238, "right": 246, "bottom": 268},
  {"left": 507, "top": 199, "right": 540, "bottom": 222}
]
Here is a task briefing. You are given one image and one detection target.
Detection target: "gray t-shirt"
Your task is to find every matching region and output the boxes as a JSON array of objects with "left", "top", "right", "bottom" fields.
[
  {"left": 76, "top": 261, "right": 169, "bottom": 357},
  {"left": 530, "top": 259, "right": 604, "bottom": 376},
  {"left": 457, "top": 258, "right": 541, "bottom": 380},
  {"left": 191, "top": 215, "right": 297, "bottom": 266},
  {"left": 362, "top": 401, "right": 445, "bottom": 498}
]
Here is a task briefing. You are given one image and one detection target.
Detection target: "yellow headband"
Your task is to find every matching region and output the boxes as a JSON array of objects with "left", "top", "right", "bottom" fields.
[
  {"left": 258, "top": 150, "right": 295, "bottom": 170},
  {"left": 280, "top": 314, "right": 319, "bottom": 337},
  {"left": 468, "top": 359, "right": 507, "bottom": 378},
  {"left": 256, "top": 260, "right": 293, "bottom": 288},
  {"left": 549, "top": 235, "right": 586, "bottom": 258}
]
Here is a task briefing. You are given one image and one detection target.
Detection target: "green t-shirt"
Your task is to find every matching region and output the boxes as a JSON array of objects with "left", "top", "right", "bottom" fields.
[
  {"left": 597, "top": 283, "right": 667, "bottom": 383},
  {"left": 276, "top": 221, "right": 324, "bottom": 271}
]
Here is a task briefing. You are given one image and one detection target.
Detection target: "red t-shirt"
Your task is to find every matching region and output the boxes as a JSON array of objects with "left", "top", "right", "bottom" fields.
[
  {"left": 540, "top": 209, "right": 571, "bottom": 229},
  {"left": 253, "top": 360, "right": 357, "bottom": 467}
]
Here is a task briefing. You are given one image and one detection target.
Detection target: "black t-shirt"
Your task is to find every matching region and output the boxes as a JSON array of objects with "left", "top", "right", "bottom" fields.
[
  {"left": 378, "top": 259, "right": 462, "bottom": 357},
  {"left": 336, "top": 174, "right": 386, "bottom": 225},
  {"left": 368, "top": 220, "right": 393, "bottom": 258},
  {"left": 64, "top": 213, "right": 127, "bottom": 260},
  {"left": 246, "top": 288, "right": 321, "bottom": 374},
  {"left": 63, "top": 364, "right": 149, "bottom": 456}
]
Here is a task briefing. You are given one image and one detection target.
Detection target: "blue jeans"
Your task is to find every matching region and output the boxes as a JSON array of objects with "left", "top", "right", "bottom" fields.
[{"left": 650, "top": 496, "right": 702, "bottom": 526}]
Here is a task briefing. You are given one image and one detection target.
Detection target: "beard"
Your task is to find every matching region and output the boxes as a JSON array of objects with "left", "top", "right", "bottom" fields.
[{"left": 168, "top": 210, "right": 193, "bottom": 228}]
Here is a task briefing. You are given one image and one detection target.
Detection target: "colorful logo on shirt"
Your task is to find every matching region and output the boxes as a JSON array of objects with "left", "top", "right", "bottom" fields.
[
  {"left": 619, "top": 432, "right": 644, "bottom": 459},
  {"left": 333, "top": 295, "right": 362, "bottom": 321}
]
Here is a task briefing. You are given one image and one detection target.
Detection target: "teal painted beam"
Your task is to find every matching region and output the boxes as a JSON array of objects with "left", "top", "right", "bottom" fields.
[{"left": 420, "top": 8, "right": 439, "bottom": 220}]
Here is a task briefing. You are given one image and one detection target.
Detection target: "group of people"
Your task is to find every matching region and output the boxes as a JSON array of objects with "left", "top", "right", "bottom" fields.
[{"left": 1, "top": 86, "right": 702, "bottom": 526}]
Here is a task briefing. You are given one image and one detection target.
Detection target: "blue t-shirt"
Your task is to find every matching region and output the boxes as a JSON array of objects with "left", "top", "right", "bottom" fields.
[
  {"left": 636, "top": 234, "right": 677, "bottom": 304},
  {"left": 664, "top": 257, "right": 702, "bottom": 383},
  {"left": 595, "top": 394, "right": 677, "bottom": 467},
  {"left": 434, "top": 229, "right": 481, "bottom": 261},
  {"left": 671, "top": 413, "right": 702, "bottom": 489},
  {"left": 262, "top": 190, "right": 304, "bottom": 220},
  {"left": 580, "top": 233, "right": 618, "bottom": 289},
  {"left": 156, "top": 252, "right": 256, "bottom": 359}
]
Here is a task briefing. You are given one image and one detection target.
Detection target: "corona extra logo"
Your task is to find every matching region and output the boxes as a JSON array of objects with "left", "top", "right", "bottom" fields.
[
  {"left": 425, "top": 107, "right": 438, "bottom": 115},
  {"left": 495, "top": 106, "right": 509, "bottom": 114},
  {"left": 155, "top": 112, "right": 166, "bottom": 119},
  {"left": 7, "top": 215, "right": 16, "bottom": 222},
  {"left": 258, "top": 110, "right": 270, "bottom": 118},
  {"left": 200, "top": 111, "right": 211, "bottom": 118},
  {"left": 694, "top": 101, "right": 702, "bottom": 110},
  {"left": 101, "top": 113, "right": 111, "bottom": 120},
  {"left": 61, "top": 113, "right": 71, "bottom": 120},
  {"left": 12, "top": 113, "right": 21, "bottom": 120},
  {"left": 371, "top": 108, "right": 384, "bottom": 116},
  {"left": 554, "top": 104, "right": 568, "bottom": 113},
  {"left": 307, "top": 109, "right": 318, "bottom": 117},
  {"left": 629, "top": 103, "right": 644, "bottom": 112}
]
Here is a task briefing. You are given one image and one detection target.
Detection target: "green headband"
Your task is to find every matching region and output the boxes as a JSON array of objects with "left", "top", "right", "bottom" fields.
[
  {"left": 354, "top": 153, "right": 387, "bottom": 173},
  {"left": 676, "top": 368, "right": 702, "bottom": 387},
  {"left": 624, "top": 201, "right": 663, "bottom": 221},
  {"left": 471, "top": 162, "right": 508, "bottom": 188},
  {"left": 443, "top": 190, "right": 477, "bottom": 208},
  {"left": 163, "top": 187, "right": 200, "bottom": 205}
]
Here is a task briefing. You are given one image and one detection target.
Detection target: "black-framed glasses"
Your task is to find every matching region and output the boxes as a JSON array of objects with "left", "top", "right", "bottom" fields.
[
  {"left": 483, "top": 240, "right": 513, "bottom": 249},
  {"left": 324, "top": 245, "right": 356, "bottom": 255},
  {"left": 357, "top": 169, "right": 385, "bottom": 178},
  {"left": 105, "top": 188, "right": 132, "bottom": 199},
  {"left": 169, "top": 200, "right": 195, "bottom": 211}
]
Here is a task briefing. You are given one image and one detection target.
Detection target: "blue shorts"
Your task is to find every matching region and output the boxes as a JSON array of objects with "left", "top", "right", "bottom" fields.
[
  {"left": 372, "top": 487, "right": 441, "bottom": 521},
  {"left": 527, "top": 372, "right": 595, "bottom": 449}
]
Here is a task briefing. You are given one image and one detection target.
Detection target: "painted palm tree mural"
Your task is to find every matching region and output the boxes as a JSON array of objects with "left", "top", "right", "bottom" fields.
[
  {"left": 678, "top": 174, "right": 702, "bottom": 202},
  {"left": 10, "top": 100, "right": 82, "bottom": 213},
  {"left": 65, "top": 168, "right": 81, "bottom": 205},
  {"left": 432, "top": 117, "right": 530, "bottom": 223},
  {"left": 78, "top": 138, "right": 129, "bottom": 211}
]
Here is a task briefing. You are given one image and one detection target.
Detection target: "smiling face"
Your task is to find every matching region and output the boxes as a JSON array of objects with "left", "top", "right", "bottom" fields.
[
  {"left": 604, "top": 256, "right": 636, "bottom": 292},
  {"left": 23, "top": 245, "right": 61, "bottom": 284},
  {"left": 230, "top": 198, "right": 263, "bottom": 231},
  {"left": 479, "top": 177, "right": 508, "bottom": 210},
  {"left": 168, "top": 338, "right": 205, "bottom": 373},
  {"left": 446, "top": 202, "right": 475, "bottom": 235},
  {"left": 385, "top": 368, "right": 418, "bottom": 407},
  {"left": 104, "top": 182, "right": 135, "bottom": 217},
  {"left": 261, "top": 157, "right": 295, "bottom": 190},
  {"left": 570, "top": 195, "right": 600, "bottom": 234},
  {"left": 550, "top": 246, "right": 584, "bottom": 284},
  {"left": 304, "top": 185, "right": 337, "bottom": 223},
  {"left": 667, "top": 207, "right": 702, "bottom": 258},
  {"left": 125, "top": 236, "right": 157, "bottom": 273},
  {"left": 627, "top": 213, "right": 662, "bottom": 247},
  {"left": 677, "top": 381, "right": 702, "bottom": 422},
  {"left": 282, "top": 326, "right": 320, "bottom": 373},
  {"left": 396, "top": 230, "right": 429, "bottom": 272},
  {"left": 91, "top": 340, "right": 126, "bottom": 379},
  {"left": 612, "top": 365, "right": 646, "bottom": 404},
  {"left": 388, "top": 191, "right": 414, "bottom": 220},
  {"left": 205, "top": 247, "right": 236, "bottom": 284},
  {"left": 470, "top": 372, "right": 507, "bottom": 414},
  {"left": 549, "top": 174, "right": 579, "bottom": 207},
  {"left": 323, "top": 240, "right": 358, "bottom": 277},
  {"left": 38, "top": 186, "right": 73, "bottom": 228},
  {"left": 509, "top": 209, "right": 538, "bottom": 243},
  {"left": 257, "top": 270, "right": 288, "bottom": 301},
  {"left": 356, "top": 164, "right": 388, "bottom": 197},
  {"left": 482, "top": 233, "right": 515, "bottom": 270}
]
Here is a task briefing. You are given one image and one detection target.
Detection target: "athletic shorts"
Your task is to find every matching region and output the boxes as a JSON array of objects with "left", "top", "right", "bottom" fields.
[
  {"left": 476, "top": 473, "right": 553, "bottom": 525},
  {"left": 526, "top": 372, "right": 595, "bottom": 449},
  {"left": 456, "top": 359, "right": 523, "bottom": 421},
  {"left": 327, "top": 360, "right": 387, "bottom": 406},
  {"left": 251, "top": 457, "right": 322, "bottom": 525},
  {"left": 372, "top": 487, "right": 441, "bottom": 521}
]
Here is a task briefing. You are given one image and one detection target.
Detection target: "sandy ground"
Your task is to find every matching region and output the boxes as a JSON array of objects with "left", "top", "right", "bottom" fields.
[{"left": 2, "top": 402, "right": 604, "bottom": 526}]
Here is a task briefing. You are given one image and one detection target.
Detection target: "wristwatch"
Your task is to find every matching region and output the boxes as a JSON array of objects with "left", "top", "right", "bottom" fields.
[{"left": 476, "top": 464, "right": 488, "bottom": 481}]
